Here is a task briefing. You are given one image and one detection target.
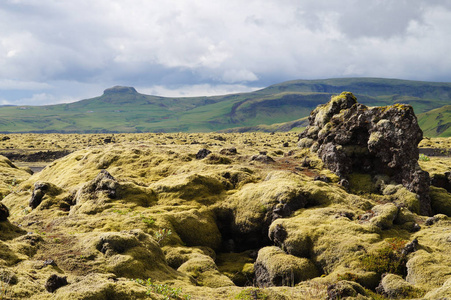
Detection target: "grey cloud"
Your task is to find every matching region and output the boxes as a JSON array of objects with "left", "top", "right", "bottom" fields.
[{"left": 1, "top": 0, "right": 451, "bottom": 105}]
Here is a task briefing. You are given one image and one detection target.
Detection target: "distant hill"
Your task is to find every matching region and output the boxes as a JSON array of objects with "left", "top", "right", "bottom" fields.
[
  {"left": 418, "top": 105, "right": 451, "bottom": 137},
  {"left": 0, "top": 78, "right": 450, "bottom": 135}
]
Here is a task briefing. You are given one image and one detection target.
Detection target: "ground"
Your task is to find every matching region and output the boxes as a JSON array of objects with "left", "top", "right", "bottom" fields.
[{"left": 0, "top": 133, "right": 449, "bottom": 300}]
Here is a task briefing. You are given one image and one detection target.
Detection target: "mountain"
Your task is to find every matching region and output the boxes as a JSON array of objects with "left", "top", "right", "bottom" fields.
[
  {"left": 418, "top": 105, "right": 451, "bottom": 137},
  {"left": 0, "top": 78, "right": 450, "bottom": 134}
]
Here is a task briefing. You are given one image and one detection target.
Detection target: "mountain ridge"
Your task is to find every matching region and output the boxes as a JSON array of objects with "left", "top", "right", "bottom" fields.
[{"left": 0, "top": 77, "right": 450, "bottom": 136}]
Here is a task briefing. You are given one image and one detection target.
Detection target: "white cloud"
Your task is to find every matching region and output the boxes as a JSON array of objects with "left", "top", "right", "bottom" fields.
[
  {"left": 0, "top": 0, "right": 451, "bottom": 105},
  {"left": 138, "top": 84, "right": 260, "bottom": 98}
]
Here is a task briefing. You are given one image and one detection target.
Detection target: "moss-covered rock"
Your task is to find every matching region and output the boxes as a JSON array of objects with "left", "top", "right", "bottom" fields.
[
  {"left": 430, "top": 186, "right": 451, "bottom": 216},
  {"left": 254, "top": 246, "right": 319, "bottom": 287},
  {"left": 216, "top": 251, "right": 255, "bottom": 286},
  {"left": 370, "top": 203, "right": 399, "bottom": 229},
  {"left": 177, "top": 252, "right": 234, "bottom": 288},
  {"left": 377, "top": 273, "right": 423, "bottom": 299}
]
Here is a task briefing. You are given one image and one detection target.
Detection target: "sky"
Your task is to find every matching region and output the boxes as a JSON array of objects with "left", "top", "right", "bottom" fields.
[{"left": 1, "top": 0, "right": 451, "bottom": 105}]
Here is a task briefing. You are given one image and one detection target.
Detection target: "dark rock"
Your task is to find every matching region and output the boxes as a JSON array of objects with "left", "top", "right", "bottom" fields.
[
  {"left": 431, "top": 172, "right": 451, "bottom": 192},
  {"left": 29, "top": 182, "right": 50, "bottom": 209},
  {"left": 425, "top": 214, "right": 447, "bottom": 226},
  {"left": 1, "top": 136, "right": 10, "bottom": 141},
  {"left": 219, "top": 147, "right": 237, "bottom": 155},
  {"left": 298, "top": 92, "right": 431, "bottom": 215},
  {"left": 86, "top": 170, "right": 117, "bottom": 199},
  {"left": 301, "top": 157, "right": 311, "bottom": 168},
  {"left": 402, "top": 238, "right": 418, "bottom": 256},
  {"left": 283, "top": 142, "right": 289, "bottom": 147},
  {"left": 412, "top": 223, "right": 421, "bottom": 232},
  {"left": 45, "top": 274, "right": 68, "bottom": 292},
  {"left": 196, "top": 148, "right": 212, "bottom": 159},
  {"left": 103, "top": 137, "right": 114, "bottom": 144},
  {"left": 270, "top": 224, "right": 287, "bottom": 246},
  {"left": 314, "top": 175, "right": 330, "bottom": 183},
  {"left": 0, "top": 203, "right": 9, "bottom": 221},
  {"left": 251, "top": 154, "right": 274, "bottom": 163}
]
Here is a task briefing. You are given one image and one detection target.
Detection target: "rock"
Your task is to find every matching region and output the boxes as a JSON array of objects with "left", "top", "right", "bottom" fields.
[
  {"left": 29, "top": 182, "right": 64, "bottom": 209},
  {"left": 298, "top": 92, "right": 431, "bottom": 215},
  {"left": 76, "top": 169, "right": 118, "bottom": 202},
  {"left": 402, "top": 238, "right": 418, "bottom": 256},
  {"left": 370, "top": 203, "right": 399, "bottom": 229},
  {"left": 425, "top": 214, "right": 447, "bottom": 226},
  {"left": 219, "top": 147, "right": 237, "bottom": 155},
  {"left": 0, "top": 202, "right": 9, "bottom": 221},
  {"left": 250, "top": 154, "right": 274, "bottom": 163},
  {"left": 45, "top": 274, "right": 68, "bottom": 292},
  {"left": 431, "top": 171, "right": 451, "bottom": 192},
  {"left": 376, "top": 273, "right": 421, "bottom": 298},
  {"left": 254, "top": 246, "right": 319, "bottom": 287},
  {"left": 314, "top": 175, "right": 330, "bottom": 183},
  {"left": 327, "top": 280, "right": 369, "bottom": 300},
  {"left": 196, "top": 148, "right": 211, "bottom": 159}
]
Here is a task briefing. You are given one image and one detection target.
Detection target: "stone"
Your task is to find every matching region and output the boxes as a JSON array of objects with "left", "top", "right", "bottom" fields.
[
  {"left": 196, "top": 148, "right": 211, "bottom": 159},
  {"left": 45, "top": 274, "right": 68, "bottom": 292},
  {"left": 298, "top": 92, "right": 431, "bottom": 215},
  {"left": 0, "top": 203, "right": 9, "bottom": 221}
]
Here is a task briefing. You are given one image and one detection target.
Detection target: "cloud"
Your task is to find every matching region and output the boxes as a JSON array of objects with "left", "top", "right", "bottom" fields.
[{"left": 1, "top": 0, "right": 451, "bottom": 105}]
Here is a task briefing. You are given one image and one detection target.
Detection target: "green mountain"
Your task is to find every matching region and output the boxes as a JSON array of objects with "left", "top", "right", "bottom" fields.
[
  {"left": 418, "top": 105, "right": 451, "bottom": 137},
  {"left": 0, "top": 78, "right": 450, "bottom": 134}
]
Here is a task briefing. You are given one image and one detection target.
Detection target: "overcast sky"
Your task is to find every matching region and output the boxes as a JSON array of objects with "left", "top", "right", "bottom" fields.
[{"left": 1, "top": 0, "right": 451, "bottom": 105}]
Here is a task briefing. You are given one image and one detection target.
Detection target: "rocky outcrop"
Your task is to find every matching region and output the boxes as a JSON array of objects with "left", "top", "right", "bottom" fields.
[{"left": 298, "top": 92, "right": 431, "bottom": 215}]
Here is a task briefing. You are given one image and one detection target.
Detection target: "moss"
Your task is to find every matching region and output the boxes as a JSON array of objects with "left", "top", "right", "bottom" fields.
[
  {"left": 255, "top": 246, "right": 319, "bottom": 286},
  {"left": 348, "top": 173, "right": 376, "bottom": 194},
  {"left": 430, "top": 186, "right": 451, "bottom": 216},
  {"left": 379, "top": 274, "right": 424, "bottom": 299},
  {"left": 168, "top": 209, "right": 222, "bottom": 250},
  {"left": 152, "top": 173, "right": 224, "bottom": 201},
  {"left": 424, "top": 277, "right": 451, "bottom": 299},
  {"left": 216, "top": 251, "right": 255, "bottom": 286},
  {"left": 53, "top": 273, "right": 148, "bottom": 300},
  {"left": 370, "top": 203, "right": 399, "bottom": 229},
  {"left": 177, "top": 252, "right": 234, "bottom": 288},
  {"left": 361, "top": 238, "right": 407, "bottom": 276}
]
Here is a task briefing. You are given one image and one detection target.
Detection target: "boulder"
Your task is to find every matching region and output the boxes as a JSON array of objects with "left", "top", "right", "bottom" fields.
[
  {"left": 254, "top": 246, "right": 318, "bottom": 287},
  {"left": 298, "top": 92, "right": 431, "bottom": 215},
  {"left": 376, "top": 273, "right": 422, "bottom": 298}
]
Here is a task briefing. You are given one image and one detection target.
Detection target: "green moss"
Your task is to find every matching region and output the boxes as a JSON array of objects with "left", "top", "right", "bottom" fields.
[
  {"left": 370, "top": 203, "right": 399, "bottom": 229},
  {"left": 255, "top": 246, "right": 319, "bottom": 286},
  {"left": 235, "top": 288, "right": 268, "bottom": 300},
  {"left": 348, "top": 173, "right": 376, "bottom": 194},
  {"left": 216, "top": 252, "right": 255, "bottom": 286},
  {"left": 430, "top": 186, "right": 451, "bottom": 216},
  {"left": 361, "top": 237, "right": 407, "bottom": 276},
  {"left": 379, "top": 274, "right": 424, "bottom": 299}
]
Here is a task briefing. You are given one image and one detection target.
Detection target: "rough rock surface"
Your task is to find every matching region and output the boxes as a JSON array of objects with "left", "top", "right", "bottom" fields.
[
  {"left": 45, "top": 274, "right": 68, "bottom": 292},
  {"left": 298, "top": 92, "right": 431, "bottom": 215},
  {"left": 0, "top": 202, "right": 9, "bottom": 221}
]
